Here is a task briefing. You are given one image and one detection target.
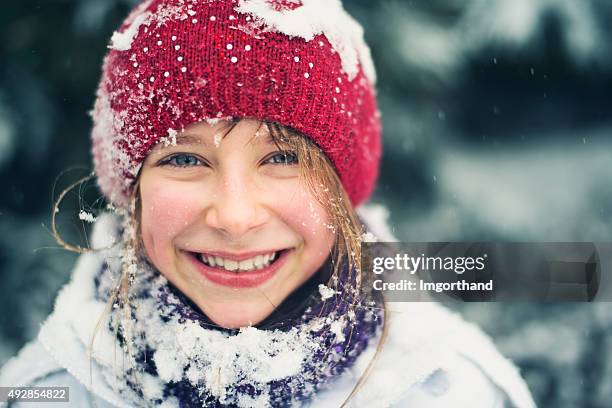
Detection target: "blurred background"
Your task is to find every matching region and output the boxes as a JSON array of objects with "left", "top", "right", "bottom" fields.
[{"left": 1, "top": 0, "right": 612, "bottom": 406}]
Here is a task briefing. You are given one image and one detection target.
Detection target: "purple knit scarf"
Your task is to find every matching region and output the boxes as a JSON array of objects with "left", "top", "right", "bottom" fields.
[{"left": 94, "top": 253, "right": 383, "bottom": 407}]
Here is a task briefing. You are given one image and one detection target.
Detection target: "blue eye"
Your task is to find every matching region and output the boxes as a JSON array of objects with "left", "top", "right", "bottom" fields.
[
  {"left": 267, "top": 151, "right": 298, "bottom": 165},
  {"left": 162, "top": 154, "right": 203, "bottom": 167}
]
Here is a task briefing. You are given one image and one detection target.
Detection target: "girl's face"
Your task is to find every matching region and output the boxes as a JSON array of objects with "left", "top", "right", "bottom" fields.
[{"left": 139, "top": 120, "right": 335, "bottom": 329}]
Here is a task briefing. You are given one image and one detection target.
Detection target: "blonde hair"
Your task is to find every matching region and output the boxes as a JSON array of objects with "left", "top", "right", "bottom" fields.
[
  {"left": 52, "top": 119, "right": 388, "bottom": 406},
  {"left": 264, "top": 122, "right": 389, "bottom": 406}
]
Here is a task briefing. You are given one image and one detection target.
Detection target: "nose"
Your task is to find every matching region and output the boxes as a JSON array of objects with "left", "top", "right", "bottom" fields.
[{"left": 204, "top": 174, "right": 269, "bottom": 239}]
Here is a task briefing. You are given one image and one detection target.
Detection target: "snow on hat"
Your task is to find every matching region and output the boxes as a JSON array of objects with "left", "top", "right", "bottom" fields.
[{"left": 92, "top": 0, "right": 381, "bottom": 208}]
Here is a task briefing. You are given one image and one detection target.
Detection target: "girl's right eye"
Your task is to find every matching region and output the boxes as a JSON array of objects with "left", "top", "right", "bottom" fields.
[{"left": 160, "top": 153, "right": 204, "bottom": 167}]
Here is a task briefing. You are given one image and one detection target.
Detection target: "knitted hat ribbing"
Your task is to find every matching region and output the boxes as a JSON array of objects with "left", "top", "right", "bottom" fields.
[{"left": 92, "top": 0, "right": 381, "bottom": 207}]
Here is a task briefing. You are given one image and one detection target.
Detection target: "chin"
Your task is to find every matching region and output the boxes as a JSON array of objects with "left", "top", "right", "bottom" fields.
[{"left": 202, "top": 302, "right": 276, "bottom": 329}]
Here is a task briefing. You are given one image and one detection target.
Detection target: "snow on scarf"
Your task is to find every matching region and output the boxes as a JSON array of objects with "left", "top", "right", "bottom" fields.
[{"left": 90, "top": 240, "right": 383, "bottom": 407}]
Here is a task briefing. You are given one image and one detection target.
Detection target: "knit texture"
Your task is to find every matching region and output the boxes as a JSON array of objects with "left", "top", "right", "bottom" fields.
[
  {"left": 92, "top": 247, "right": 383, "bottom": 407},
  {"left": 92, "top": 0, "right": 381, "bottom": 208}
]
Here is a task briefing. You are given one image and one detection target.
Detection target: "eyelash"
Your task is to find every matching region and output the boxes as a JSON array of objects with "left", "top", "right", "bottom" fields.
[
  {"left": 159, "top": 151, "right": 298, "bottom": 167},
  {"left": 265, "top": 151, "right": 298, "bottom": 165},
  {"left": 160, "top": 154, "right": 204, "bottom": 167}
]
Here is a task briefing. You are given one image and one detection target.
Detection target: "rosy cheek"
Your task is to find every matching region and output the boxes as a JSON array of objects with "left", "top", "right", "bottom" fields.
[
  {"left": 275, "top": 187, "right": 334, "bottom": 258},
  {"left": 140, "top": 183, "right": 203, "bottom": 264},
  {"left": 296, "top": 190, "right": 332, "bottom": 235}
]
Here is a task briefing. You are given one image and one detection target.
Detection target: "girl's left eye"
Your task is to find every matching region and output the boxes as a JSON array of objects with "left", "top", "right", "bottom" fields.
[
  {"left": 265, "top": 151, "right": 298, "bottom": 165},
  {"left": 160, "top": 154, "right": 204, "bottom": 167}
]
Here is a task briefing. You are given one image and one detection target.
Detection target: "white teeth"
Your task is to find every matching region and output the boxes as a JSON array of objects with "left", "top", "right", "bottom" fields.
[
  {"left": 239, "top": 259, "right": 254, "bottom": 271},
  {"left": 199, "top": 251, "right": 280, "bottom": 272}
]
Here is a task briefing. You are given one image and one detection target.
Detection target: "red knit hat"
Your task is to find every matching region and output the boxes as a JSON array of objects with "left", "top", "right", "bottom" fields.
[{"left": 92, "top": 0, "right": 381, "bottom": 208}]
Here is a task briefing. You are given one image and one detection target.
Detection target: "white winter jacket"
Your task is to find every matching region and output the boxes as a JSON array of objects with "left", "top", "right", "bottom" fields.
[{"left": 0, "top": 206, "right": 536, "bottom": 407}]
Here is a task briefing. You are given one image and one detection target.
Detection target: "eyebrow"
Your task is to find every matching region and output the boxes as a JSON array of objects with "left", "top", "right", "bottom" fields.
[
  {"left": 152, "top": 127, "right": 279, "bottom": 151},
  {"left": 149, "top": 133, "right": 209, "bottom": 152},
  {"left": 173, "top": 134, "right": 206, "bottom": 146}
]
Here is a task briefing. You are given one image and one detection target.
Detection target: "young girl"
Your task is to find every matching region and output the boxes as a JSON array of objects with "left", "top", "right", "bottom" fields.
[{"left": 1, "top": 0, "right": 536, "bottom": 407}]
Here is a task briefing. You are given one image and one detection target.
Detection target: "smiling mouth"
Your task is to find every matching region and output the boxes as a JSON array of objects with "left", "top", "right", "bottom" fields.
[{"left": 193, "top": 249, "right": 289, "bottom": 273}]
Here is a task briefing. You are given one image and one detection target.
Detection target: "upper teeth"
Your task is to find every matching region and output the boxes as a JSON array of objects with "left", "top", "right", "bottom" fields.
[{"left": 199, "top": 252, "right": 278, "bottom": 272}]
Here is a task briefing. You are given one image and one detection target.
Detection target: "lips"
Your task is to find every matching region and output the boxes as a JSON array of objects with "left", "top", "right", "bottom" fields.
[{"left": 187, "top": 249, "right": 292, "bottom": 288}]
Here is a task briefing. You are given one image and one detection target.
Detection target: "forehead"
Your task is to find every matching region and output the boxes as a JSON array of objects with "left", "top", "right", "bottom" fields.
[{"left": 150, "top": 121, "right": 277, "bottom": 151}]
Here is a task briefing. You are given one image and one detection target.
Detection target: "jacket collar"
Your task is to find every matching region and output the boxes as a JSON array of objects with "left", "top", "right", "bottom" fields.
[{"left": 38, "top": 207, "right": 534, "bottom": 408}]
